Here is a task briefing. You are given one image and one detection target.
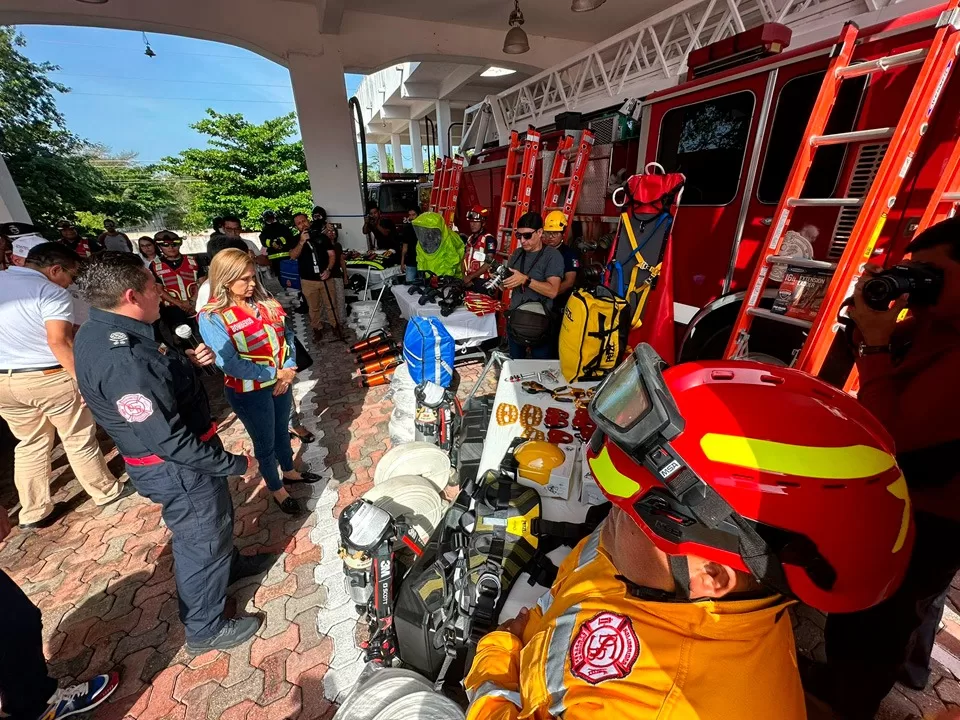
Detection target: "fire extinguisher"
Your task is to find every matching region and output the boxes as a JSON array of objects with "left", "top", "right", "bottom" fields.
[
  {"left": 357, "top": 342, "right": 399, "bottom": 363},
  {"left": 360, "top": 354, "right": 401, "bottom": 375},
  {"left": 360, "top": 367, "right": 396, "bottom": 387},
  {"left": 350, "top": 329, "right": 389, "bottom": 354}
]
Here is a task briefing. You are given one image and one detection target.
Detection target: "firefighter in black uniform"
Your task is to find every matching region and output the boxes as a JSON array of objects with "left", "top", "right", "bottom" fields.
[
  {"left": 259, "top": 210, "right": 296, "bottom": 278},
  {"left": 73, "top": 251, "right": 273, "bottom": 654}
]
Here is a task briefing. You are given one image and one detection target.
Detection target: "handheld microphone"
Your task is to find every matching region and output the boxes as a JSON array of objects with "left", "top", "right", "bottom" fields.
[{"left": 175, "top": 325, "right": 215, "bottom": 375}]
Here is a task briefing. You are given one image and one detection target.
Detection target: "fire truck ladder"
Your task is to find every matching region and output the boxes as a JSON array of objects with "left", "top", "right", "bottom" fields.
[
  {"left": 543, "top": 130, "right": 596, "bottom": 232},
  {"left": 429, "top": 156, "right": 465, "bottom": 225},
  {"left": 496, "top": 128, "right": 542, "bottom": 256},
  {"left": 724, "top": 6, "right": 960, "bottom": 377}
]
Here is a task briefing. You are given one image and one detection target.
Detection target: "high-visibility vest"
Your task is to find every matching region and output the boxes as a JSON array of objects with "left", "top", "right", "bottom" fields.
[
  {"left": 61, "top": 238, "right": 95, "bottom": 258},
  {"left": 152, "top": 255, "right": 200, "bottom": 303},
  {"left": 464, "top": 232, "right": 496, "bottom": 276},
  {"left": 216, "top": 300, "right": 289, "bottom": 393},
  {"left": 266, "top": 238, "right": 290, "bottom": 261}
]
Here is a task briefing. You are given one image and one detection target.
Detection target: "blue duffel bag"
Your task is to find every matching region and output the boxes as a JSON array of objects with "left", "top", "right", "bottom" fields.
[
  {"left": 403, "top": 317, "right": 455, "bottom": 388},
  {"left": 279, "top": 259, "right": 301, "bottom": 291}
]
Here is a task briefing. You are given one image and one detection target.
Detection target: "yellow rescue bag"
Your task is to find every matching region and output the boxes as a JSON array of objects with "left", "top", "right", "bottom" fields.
[{"left": 559, "top": 287, "right": 628, "bottom": 383}]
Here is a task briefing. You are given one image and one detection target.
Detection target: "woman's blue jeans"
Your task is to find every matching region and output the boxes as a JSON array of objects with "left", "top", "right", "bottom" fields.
[{"left": 224, "top": 385, "right": 294, "bottom": 492}]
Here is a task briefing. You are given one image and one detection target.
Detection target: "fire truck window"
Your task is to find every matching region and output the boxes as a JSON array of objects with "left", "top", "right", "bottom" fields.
[
  {"left": 758, "top": 72, "right": 866, "bottom": 204},
  {"left": 657, "top": 91, "right": 755, "bottom": 206},
  {"left": 378, "top": 185, "right": 420, "bottom": 213}
]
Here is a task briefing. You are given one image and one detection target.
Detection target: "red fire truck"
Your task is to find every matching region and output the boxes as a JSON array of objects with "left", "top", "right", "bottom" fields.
[{"left": 457, "top": 3, "right": 960, "bottom": 365}]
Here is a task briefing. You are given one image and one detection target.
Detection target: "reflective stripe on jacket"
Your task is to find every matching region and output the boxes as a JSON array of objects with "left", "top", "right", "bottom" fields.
[
  {"left": 464, "top": 524, "right": 806, "bottom": 720},
  {"left": 216, "top": 300, "right": 288, "bottom": 393},
  {"left": 153, "top": 255, "right": 200, "bottom": 303}
]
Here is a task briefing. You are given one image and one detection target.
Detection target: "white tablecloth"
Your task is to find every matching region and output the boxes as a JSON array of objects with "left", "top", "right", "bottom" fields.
[
  {"left": 477, "top": 359, "right": 600, "bottom": 524},
  {"left": 391, "top": 284, "right": 497, "bottom": 346},
  {"left": 348, "top": 263, "right": 402, "bottom": 290}
]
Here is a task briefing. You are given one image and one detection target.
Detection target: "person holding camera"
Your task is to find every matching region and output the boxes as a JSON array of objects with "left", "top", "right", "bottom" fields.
[
  {"left": 503, "top": 212, "right": 564, "bottom": 360},
  {"left": 812, "top": 217, "right": 960, "bottom": 719},
  {"left": 362, "top": 201, "right": 398, "bottom": 254},
  {"left": 290, "top": 211, "right": 337, "bottom": 341}
]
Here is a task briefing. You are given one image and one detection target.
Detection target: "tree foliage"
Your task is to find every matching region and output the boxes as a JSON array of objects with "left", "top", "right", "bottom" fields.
[
  {"left": 0, "top": 28, "right": 185, "bottom": 234},
  {"left": 161, "top": 110, "right": 313, "bottom": 229}
]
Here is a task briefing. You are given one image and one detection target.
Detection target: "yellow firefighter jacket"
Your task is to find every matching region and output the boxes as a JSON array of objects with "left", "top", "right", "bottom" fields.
[{"left": 464, "top": 526, "right": 806, "bottom": 720}]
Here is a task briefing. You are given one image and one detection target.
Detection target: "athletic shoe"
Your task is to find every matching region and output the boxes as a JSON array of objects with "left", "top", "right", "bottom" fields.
[
  {"left": 37, "top": 672, "right": 120, "bottom": 720},
  {"left": 185, "top": 616, "right": 261, "bottom": 655}
]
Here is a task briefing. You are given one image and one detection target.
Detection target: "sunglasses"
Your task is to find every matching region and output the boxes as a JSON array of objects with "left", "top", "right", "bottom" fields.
[
  {"left": 515, "top": 230, "right": 537, "bottom": 241},
  {"left": 156, "top": 239, "right": 182, "bottom": 247}
]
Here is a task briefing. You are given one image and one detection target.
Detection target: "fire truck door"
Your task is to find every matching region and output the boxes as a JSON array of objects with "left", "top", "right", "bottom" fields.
[{"left": 644, "top": 73, "right": 771, "bottom": 320}]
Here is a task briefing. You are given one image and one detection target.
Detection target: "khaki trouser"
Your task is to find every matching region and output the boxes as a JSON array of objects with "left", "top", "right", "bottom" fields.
[
  {"left": 301, "top": 278, "right": 344, "bottom": 331},
  {"left": 0, "top": 369, "right": 124, "bottom": 524}
]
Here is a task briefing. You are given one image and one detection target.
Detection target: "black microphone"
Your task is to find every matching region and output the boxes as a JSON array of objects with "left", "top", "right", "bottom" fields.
[{"left": 174, "top": 325, "right": 216, "bottom": 375}]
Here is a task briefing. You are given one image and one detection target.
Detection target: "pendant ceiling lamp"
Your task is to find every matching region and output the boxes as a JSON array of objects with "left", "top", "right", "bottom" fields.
[
  {"left": 571, "top": 0, "right": 607, "bottom": 10},
  {"left": 503, "top": 0, "right": 530, "bottom": 55}
]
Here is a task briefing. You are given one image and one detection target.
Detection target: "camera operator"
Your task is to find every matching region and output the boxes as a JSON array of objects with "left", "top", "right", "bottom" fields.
[
  {"left": 290, "top": 211, "right": 337, "bottom": 341},
  {"left": 816, "top": 217, "right": 960, "bottom": 719},
  {"left": 362, "top": 201, "right": 398, "bottom": 254}
]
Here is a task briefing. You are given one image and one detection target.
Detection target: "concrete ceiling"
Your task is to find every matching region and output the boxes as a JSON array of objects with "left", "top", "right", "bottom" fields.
[{"left": 337, "top": 0, "right": 673, "bottom": 43}]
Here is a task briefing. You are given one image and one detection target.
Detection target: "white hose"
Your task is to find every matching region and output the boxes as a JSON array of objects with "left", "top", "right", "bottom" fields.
[{"left": 373, "top": 442, "right": 453, "bottom": 491}]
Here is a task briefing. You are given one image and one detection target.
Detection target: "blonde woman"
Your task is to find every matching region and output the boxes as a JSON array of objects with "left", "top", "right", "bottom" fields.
[{"left": 198, "top": 249, "right": 319, "bottom": 515}]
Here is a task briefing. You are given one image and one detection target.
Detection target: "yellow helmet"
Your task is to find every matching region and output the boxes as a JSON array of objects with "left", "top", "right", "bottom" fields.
[
  {"left": 543, "top": 211, "right": 568, "bottom": 233},
  {"left": 514, "top": 441, "right": 566, "bottom": 485}
]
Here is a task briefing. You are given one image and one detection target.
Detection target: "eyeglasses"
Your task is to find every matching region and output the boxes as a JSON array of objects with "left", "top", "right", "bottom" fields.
[{"left": 515, "top": 230, "right": 536, "bottom": 240}]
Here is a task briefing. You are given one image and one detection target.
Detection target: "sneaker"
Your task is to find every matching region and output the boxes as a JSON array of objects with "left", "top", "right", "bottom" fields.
[
  {"left": 20, "top": 502, "right": 69, "bottom": 531},
  {"left": 229, "top": 552, "right": 278, "bottom": 585},
  {"left": 185, "top": 616, "right": 261, "bottom": 655},
  {"left": 37, "top": 672, "right": 120, "bottom": 720}
]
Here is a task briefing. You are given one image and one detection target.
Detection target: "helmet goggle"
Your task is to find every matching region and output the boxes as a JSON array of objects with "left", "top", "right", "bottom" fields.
[
  {"left": 155, "top": 233, "right": 182, "bottom": 248},
  {"left": 588, "top": 344, "right": 837, "bottom": 600}
]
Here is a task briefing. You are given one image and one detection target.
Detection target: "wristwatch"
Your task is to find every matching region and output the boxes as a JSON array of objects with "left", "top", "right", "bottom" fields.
[
  {"left": 857, "top": 342, "right": 891, "bottom": 357},
  {"left": 523, "top": 277, "right": 532, "bottom": 289}
]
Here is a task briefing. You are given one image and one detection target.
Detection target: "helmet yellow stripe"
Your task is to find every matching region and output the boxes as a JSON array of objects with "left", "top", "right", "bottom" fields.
[
  {"left": 886, "top": 474, "right": 911, "bottom": 554},
  {"left": 700, "top": 433, "right": 897, "bottom": 480},
  {"left": 587, "top": 446, "right": 641, "bottom": 499}
]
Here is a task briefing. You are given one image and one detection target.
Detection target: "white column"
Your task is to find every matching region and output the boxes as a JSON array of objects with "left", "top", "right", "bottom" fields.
[
  {"left": 436, "top": 100, "right": 452, "bottom": 158},
  {"left": 390, "top": 134, "right": 405, "bottom": 174},
  {"left": 0, "top": 155, "right": 30, "bottom": 223},
  {"left": 408, "top": 120, "right": 424, "bottom": 174},
  {"left": 376, "top": 143, "right": 389, "bottom": 175},
  {"left": 288, "top": 47, "right": 366, "bottom": 251}
]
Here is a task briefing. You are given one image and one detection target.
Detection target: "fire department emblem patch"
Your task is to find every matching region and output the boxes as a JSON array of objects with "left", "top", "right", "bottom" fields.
[
  {"left": 116, "top": 394, "right": 154, "bottom": 423},
  {"left": 569, "top": 611, "right": 640, "bottom": 684}
]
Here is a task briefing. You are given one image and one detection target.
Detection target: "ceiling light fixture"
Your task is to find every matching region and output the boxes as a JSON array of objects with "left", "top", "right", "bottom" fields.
[
  {"left": 481, "top": 66, "right": 518, "bottom": 78},
  {"left": 571, "top": 0, "right": 607, "bottom": 11},
  {"left": 503, "top": 0, "right": 530, "bottom": 55},
  {"left": 142, "top": 31, "right": 156, "bottom": 58}
]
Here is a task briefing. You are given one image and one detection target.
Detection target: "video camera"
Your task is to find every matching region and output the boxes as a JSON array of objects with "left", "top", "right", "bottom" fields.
[
  {"left": 484, "top": 255, "right": 511, "bottom": 291},
  {"left": 861, "top": 262, "right": 943, "bottom": 311}
]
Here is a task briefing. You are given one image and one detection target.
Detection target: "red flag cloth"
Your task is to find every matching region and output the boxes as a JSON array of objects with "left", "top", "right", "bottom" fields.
[{"left": 629, "top": 234, "right": 676, "bottom": 363}]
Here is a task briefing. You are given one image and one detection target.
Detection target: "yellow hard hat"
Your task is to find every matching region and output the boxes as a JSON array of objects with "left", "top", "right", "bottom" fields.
[
  {"left": 543, "top": 211, "right": 568, "bottom": 233},
  {"left": 514, "top": 441, "right": 566, "bottom": 485}
]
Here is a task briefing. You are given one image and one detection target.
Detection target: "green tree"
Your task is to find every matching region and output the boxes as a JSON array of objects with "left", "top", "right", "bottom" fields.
[
  {"left": 162, "top": 110, "right": 313, "bottom": 229},
  {"left": 0, "top": 27, "right": 108, "bottom": 230}
]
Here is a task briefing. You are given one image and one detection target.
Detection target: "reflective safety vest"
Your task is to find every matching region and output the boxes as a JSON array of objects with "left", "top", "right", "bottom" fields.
[
  {"left": 216, "top": 300, "right": 289, "bottom": 393},
  {"left": 265, "top": 239, "right": 290, "bottom": 261},
  {"left": 153, "top": 256, "right": 201, "bottom": 303},
  {"left": 464, "top": 525, "right": 806, "bottom": 720},
  {"left": 61, "top": 238, "right": 95, "bottom": 258},
  {"left": 464, "top": 232, "right": 497, "bottom": 277}
]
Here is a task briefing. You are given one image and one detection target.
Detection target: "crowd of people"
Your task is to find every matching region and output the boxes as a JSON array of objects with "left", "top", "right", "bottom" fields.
[{"left": 0, "top": 209, "right": 958, "bottom": 720}]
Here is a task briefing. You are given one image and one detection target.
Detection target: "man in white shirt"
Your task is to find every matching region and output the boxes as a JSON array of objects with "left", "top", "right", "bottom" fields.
[{"left": 0, "top": 242, "right": 128, "bottom": 529}]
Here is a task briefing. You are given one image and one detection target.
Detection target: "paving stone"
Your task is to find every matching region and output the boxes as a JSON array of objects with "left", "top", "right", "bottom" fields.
[
  {"left": 256, "top": 649, "right": 294, "bottom": 705},
  {"left": 251, "top": 622, "right": 300, "bottom": 667},
  {"left": 111, "top": 647, "right": 157, "bottom": 702},
  {"left": 173, "top": 653, "right": 230, "bottom": 702},
  {"left": 205, "top": 669, "right": 264, "bottom": 720}
]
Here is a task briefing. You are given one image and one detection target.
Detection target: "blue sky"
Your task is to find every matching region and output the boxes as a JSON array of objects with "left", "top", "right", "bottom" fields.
[{"left": 15, "top": 25, "right": 366, "bottom": 164}]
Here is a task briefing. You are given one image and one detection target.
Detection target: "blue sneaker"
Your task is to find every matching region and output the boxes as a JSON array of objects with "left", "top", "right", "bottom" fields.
[{"left": 37, "top": 672, "right": 120, "bottom": 720}]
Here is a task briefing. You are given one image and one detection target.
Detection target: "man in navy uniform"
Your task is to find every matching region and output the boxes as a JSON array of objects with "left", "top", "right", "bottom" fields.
[{"left": 73, "top": 251, "right": 273, "bottom": 654}]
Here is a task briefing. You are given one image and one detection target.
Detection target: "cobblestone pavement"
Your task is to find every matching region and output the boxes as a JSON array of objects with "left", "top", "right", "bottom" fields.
[{"left": 0, "top": 293, "right": 958, "bottom": 719}]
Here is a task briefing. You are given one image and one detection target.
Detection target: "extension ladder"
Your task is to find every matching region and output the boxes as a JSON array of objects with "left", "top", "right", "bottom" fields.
[
  {"left": 543, "top": 130, "right": 596, "bottom": 233},
  {"left": 429, "top": 156, "right": 464, "bottom": 226},
  {"left": 725, "top": 4, "right": 960, "bottom": 379},
  {"left": 496, "top": 128, "right": 541, "bottom": 257}
]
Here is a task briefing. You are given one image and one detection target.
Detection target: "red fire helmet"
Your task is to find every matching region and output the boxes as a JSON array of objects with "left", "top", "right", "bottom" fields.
[
  {"left": 466, "top": 205, "right": 489, "bottom": 222},
  {"left": 585, "top": 345, "right": 913, "bottom": 614}
]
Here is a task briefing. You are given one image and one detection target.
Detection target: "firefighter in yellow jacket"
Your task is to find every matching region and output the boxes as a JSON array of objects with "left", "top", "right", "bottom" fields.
[{"left": 466, "top": 344, "right": 915, "bottom": 720}]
